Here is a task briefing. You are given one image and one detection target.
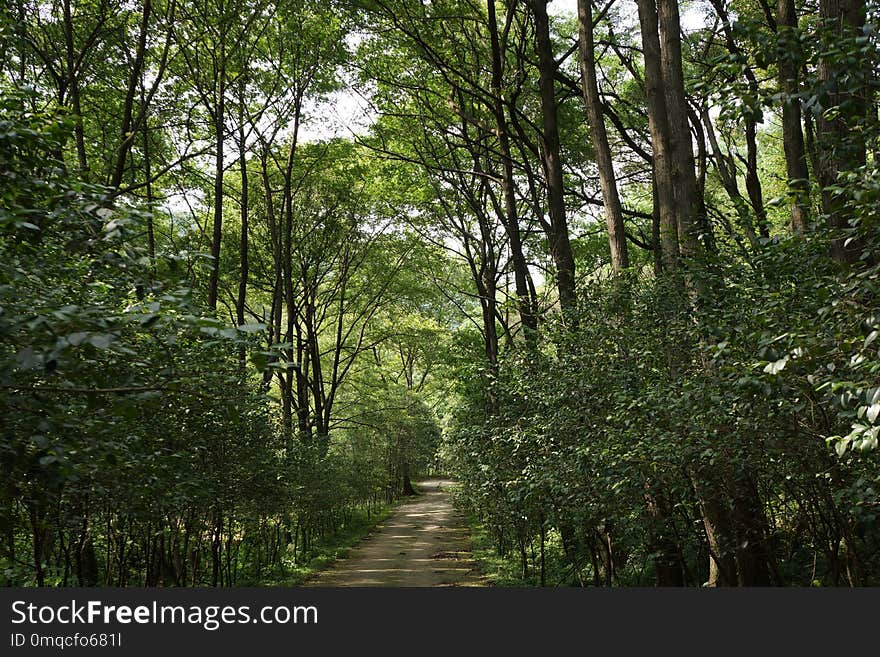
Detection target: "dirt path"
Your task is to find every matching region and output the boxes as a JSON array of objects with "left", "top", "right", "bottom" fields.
[{"left": 307, "top": 478, "right": 484, "bottom": 587}]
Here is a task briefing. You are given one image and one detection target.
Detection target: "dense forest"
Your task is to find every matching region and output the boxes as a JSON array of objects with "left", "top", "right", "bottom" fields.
[{"left": 1, "top": 0, "right": 879, "bottom": 588}]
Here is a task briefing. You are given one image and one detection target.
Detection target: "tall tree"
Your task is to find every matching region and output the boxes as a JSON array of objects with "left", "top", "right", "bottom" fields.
[
  {"left": 636, "top": 0, "right": 679, "bottom": 269},
  {"left": 777, "top": 0, "right": 810, "bottom": 234},
  {"left": 707, "top": 0, "right": 770, "bottom": 239},
  {"left": 816, "top": 0, "right": 868, "bottom": 263},
  {"left": 487, "top": 0, "right": 539, "bottom": 332},
  {"left": 657, "top": 0, "right": 701, "bottom": 255},
  {"left": 528, "top": 0, "right": 577, "bottom": 312},
  {"left": 577, "top": 0, "right": 629, "bottom": 271}
]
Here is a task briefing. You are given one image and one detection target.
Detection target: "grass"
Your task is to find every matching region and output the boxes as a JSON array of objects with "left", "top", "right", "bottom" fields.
[
  {"left": 467, "top": 515, "right": 532, "bottom": 587},
  {"left": 280, "top": 505, "right": 396, "bottom": 586},
  {"left": 468, "top": 515, "right": 602, "bottom": 587},
  {"left": 279, "top": 482, "right": 436, "bottom": 585}
]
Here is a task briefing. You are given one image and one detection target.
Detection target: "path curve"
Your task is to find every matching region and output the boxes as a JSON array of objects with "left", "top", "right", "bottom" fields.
[{"left": 307, "top": 478, "right": 483, "bottom": 587}]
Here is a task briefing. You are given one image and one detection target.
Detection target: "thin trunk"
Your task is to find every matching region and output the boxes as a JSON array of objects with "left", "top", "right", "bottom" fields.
[
  {"left": 282, "top": 103, "right": 304, "bottom": 437},
  {"left": 487, "top": 0, "right": 537, "bottom": 332},
  {"left": 208, "top": 26, "right": 227, "bottom": 310},
  {"left": 306, "top": 298, "right": 325, "bottom": 440},
  {"left": 141, "top": 86, "right": 156, "bottom": 259},
  {"left": 482, "top": 272, "right": 499, "bottom": 371},
  {"left": 110, "top": 0, "right": 151, "bottom": 189},
  {"left": 30, "top": 505, "right": 45, "bottom": 586},
  {"left": 260, "top": 149, "right": 284, "bottom": 395},
  {"left": 651, "top": 171, "right": 663, "bottom": 274},
  {"left": 803, "top": 96, "right": 822, "bottom": 187},
  {"left": 710, "top": 0, "right": 769, "bottom": 238},
  {"left": 689, "top": 105, "right": 714, "bottom": 250},
  {"left": 744, "top": 120, "right": 769, "bottom": 238},
  {"left": 577, "top": 0, "right": 629, "bottom": 271},
  {"left": 701, "top": 107, "right": 761, "bottom": 250},
  {"left": 62, "top": 0, "right": 88, "bottom": 176},
  {"left": 236, "top": 117, "right": 249, "bottom": 368},
  {"left": 645, "top": 488, "right": 684, "bottom": 586}
]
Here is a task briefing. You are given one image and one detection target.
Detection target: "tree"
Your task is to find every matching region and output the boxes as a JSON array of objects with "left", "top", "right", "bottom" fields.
[
  {"left": 777, "top": 0, "right": 811, "bottom": 233},
  {"left": 815, "top": 0, "right": 870, "bottom": 263},
  {"left": 636, "top": 0, "right": 680, "bottom": 269},
  {"left": 576, "top": 0, "right": 629, "bottom": 271}
]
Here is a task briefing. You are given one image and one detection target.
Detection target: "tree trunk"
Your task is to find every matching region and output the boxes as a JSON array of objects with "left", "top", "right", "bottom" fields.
[
  {"left": 142, "top": 85, "right": 156, "bottom": 259},
  {"left": 644, "top": 487, "right": 685, "bottom": 586},
  {"left": 208, "top": 69, "right": 226, "bottom": 310},
  {"left": 487, "top": 0, "right": 538, "bottom": 333},
  {"left": 236, "top": 112, "right": 249, "bottom": 350},
  {"left": 744, "top": 120, "right": 769, "bottom": 238},
  {"left": 731, "top": 476, "right": 773, "bottom": 585},
  {"left": 696, "top": 486, "right": 738, "bottom": 586},
  {"left": 62, "top": 0, "right": 88, "bottom": 177},
  {"left": 817, "top": 0, "right": 867, "bottom": 263},
  {"left": 701, "top": 106, "right": 761, "bottom": 250},
  {"left": 530, "top": 0, "right": 577, "bottom": 314},
  {"left": 709, "top": 0, "right": 769, "bottom": 238},
  {"left": 637, "top": 0, "right": 679, "bottom": 270},
  {"left": 110, "top": 0, "right": 151, "bottom": 189},
  {"left": 777, "top": 0, "right": 810, "bottom": 234},
  {"left": 402, "top": 457, "right": 416, "bottom": 496},
  {"left": 657, "top": 0, "right": 701, "bottom": 256},
  {"left": 577, "top": 0, "right": 629, "bottom": 272},
  {"left": 651, "top": 172, "right": 663, "bottom": 274},
  {"left": 282, "top": 105, "right": 304, "bottom": 437}
]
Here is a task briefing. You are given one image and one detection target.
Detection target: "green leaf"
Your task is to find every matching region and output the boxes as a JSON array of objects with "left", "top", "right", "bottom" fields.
[
  {"left": 88, "top": 333, "right": 113, "bottom": 350},
  {"left": 249, "top": 352, "right": 270, "bottom": 370},
  {"left": 67, "top": 331, "right": 89, "bottom": 346},
  {"left": 237, "top": 323, "right": 267, "bottom": 333},
  {"left": 763, "top": 357, "right": 788, "bottom": 375}
]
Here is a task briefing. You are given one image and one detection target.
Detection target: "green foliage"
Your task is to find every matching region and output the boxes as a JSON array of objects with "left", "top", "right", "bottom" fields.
[
  {"left": 0, "top": 86, "right": 427, "bottom": 587},
  {"left": 5, "top": 0, "right": 880, "bottom": 591},
  {"left": 448, "top": 225, "right": 880, "bottom": 585}
]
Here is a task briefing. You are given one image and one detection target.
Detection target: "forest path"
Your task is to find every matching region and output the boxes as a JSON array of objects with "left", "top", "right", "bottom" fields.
[{"left": 306, "top": 478, "right": 484, "bottom": 587}]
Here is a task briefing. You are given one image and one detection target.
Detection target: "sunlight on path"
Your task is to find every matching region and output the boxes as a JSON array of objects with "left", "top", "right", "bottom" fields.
[{"left": 306, "top": 479, "right": 484, "bottom": 587}]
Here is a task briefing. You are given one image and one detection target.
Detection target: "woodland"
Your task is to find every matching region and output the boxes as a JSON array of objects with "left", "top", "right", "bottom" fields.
[{"left": 1, "top": 0, "right": 879, "bottom": 587}]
